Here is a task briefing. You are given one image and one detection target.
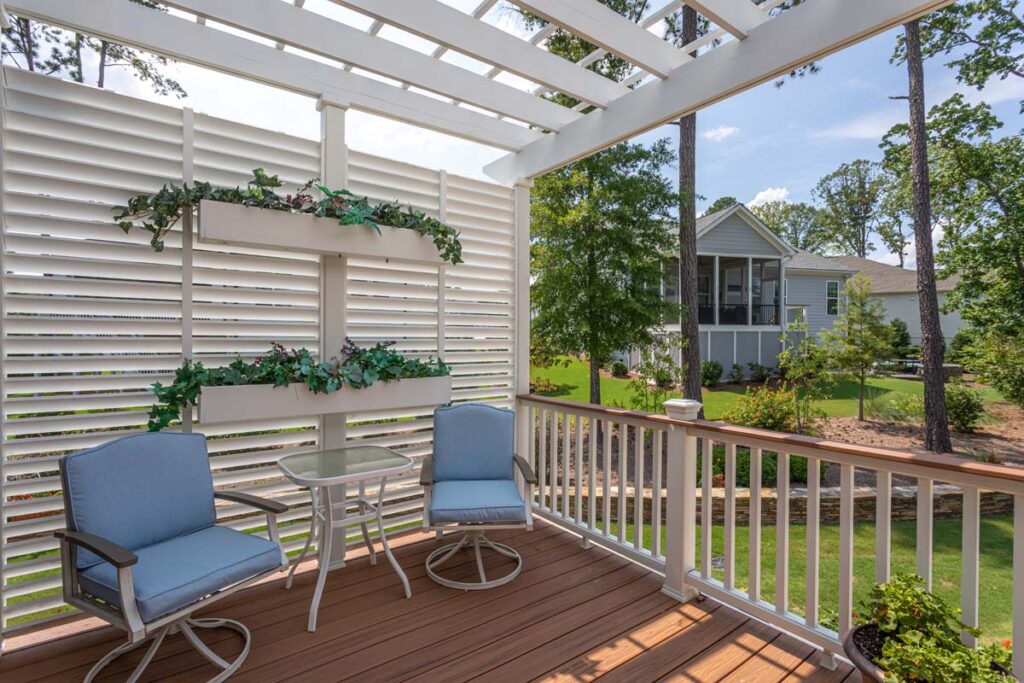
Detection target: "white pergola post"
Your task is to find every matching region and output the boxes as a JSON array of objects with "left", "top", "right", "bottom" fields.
[
  {"left": 319, "top": 97, "right": 350, "bottom": 569},
  {"left": 514, "top": 179, "right": 532, "bottom": 476},
  {"left": 181, "top": 107, "right": 195, "bottom": 433}
]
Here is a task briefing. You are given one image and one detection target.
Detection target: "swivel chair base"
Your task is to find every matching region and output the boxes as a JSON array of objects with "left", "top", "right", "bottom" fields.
[
  {"left": 425, "top": 529, "right": 522, "bottom": 590},
  {"left": 85, "top": 617, "right": 250, "bottom": 683}
]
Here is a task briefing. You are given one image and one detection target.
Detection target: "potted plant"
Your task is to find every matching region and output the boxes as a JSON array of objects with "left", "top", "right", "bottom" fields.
[{"left": 843, "top": 573, "right": 1014, "bottom": 682}]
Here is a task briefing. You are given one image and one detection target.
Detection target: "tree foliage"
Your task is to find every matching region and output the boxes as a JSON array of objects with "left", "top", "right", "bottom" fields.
[
  {"left": 893, "top": 0, "right": 1024, "bottom": 112},
  {"left": 704, "top": 196, "right": 738, "bottom": 215},
  {"left": 821, "top": 275, "right": 893, "bottom": 420},
  {"left": 813, "top": 160, "right": 886, "bottom": 257},
  {"left": 751, "top": 200, "right": 828, "bottom": 252},
  {"left": 530, "top": 140, "right": 679, "bottom": 405}
]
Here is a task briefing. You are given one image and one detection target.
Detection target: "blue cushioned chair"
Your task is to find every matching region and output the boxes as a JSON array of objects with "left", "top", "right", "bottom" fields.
[
  {"left": 57, "top": 432, "right": 288, "bottom": 682},
  {"left": 420, "top": 403, "right": 536, "bottom": 590}
]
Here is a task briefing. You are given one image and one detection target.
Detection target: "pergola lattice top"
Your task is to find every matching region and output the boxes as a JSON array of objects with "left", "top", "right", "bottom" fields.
[{"left": 10, "top": 0, "right": 952, "bottom": 183}]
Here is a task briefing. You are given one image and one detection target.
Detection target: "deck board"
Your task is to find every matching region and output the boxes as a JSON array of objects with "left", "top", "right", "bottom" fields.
[{"left": 0, "top": 521, "right": 844, "bottom": 683}]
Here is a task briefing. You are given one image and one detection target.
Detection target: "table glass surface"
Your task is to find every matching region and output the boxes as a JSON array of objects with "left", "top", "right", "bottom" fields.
[{"left": 278, "top": 446, "right": 411, "bottom": 484}]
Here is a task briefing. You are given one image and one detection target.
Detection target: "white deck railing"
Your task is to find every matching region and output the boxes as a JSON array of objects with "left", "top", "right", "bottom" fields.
[{"left": 516, "top": 394, "right": 1024, "bottom": 672}]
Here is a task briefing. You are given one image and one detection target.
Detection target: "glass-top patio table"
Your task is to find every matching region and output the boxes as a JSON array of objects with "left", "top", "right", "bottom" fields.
[{"left": 278, "top": 445, "right": 413, "bottom": 632}]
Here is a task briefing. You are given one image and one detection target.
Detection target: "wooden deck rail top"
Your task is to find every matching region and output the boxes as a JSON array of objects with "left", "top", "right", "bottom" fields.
[{"left": 517, "top": 393, "right": 1024, "bottom": 491}]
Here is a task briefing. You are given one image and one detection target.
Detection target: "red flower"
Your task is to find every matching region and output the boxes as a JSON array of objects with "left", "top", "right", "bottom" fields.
[{"left": 1003, "top": 639, "right": 1012, "bottom": 649}]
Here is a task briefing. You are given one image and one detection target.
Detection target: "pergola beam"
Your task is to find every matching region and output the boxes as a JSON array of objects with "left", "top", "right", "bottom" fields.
[
  {"left": 159, "top": 0, "right": 579, "bottom": 131},
  {"left": 329, "top": 0, "right": 629, "bottom": 108},
  {"left": 10, "top": 0, "right": 541, "bottom": 151},
  {"left": 512, "top": 0, "right": 689, "bottom": 78},
  {"left": 485, "top": 0, "right": 956, "bottom": 183},
  {"left": 684, "top": 0, "right": 767, "bottom": 38}
]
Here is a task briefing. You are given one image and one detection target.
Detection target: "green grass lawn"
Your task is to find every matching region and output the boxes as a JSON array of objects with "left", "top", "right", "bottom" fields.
[
  {"left": 532, "top": 357, "right": 1003, "bottom": 419},
  {"left": 614, "top": 514, "right": 1014, "bottom": 642}
]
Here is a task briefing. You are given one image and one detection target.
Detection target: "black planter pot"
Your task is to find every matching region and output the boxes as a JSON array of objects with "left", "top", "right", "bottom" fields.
[
  {"left": 843, "top": 623, "right": 1016, "bottom": 682},
  {"left": 842, "top": 625, "right": 886, "bottom": 683}
]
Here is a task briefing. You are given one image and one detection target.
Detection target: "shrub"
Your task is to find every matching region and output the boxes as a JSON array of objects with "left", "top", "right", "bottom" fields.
[
  {"left": 700, "top": 360, "right": 723, "bottom": 387},
  {"left": 695, "top": 444, "right": 811, "bottom": 487},
  {"left": 608, "top": 359, "right": 629, "bottom": 378},
  {"left": 530, "top": 377, "right": 558, "bottom": 393},
  {"left": 747, "top": 362, "right": 772, "bottom": 383},
  {"left": 728, "top": 363, "right": 745, "bottom": 384},
  {"left": 965, "top": 331, "right": 1024, "bottom": 407},
  {"left": 865, "top": 392, "right": 924, "bottom": 423},
  {"left": 948, "top": 327, "right": 978, "bottom": 367},
  {"left": 944, "top": 382, "right": 986, "bottom": 432},
  {"left": 889, "top": 318, "right": 913, "bottom": 358},
  {"left": 722, "top": 384, "right": 799, "bottom": 434}
]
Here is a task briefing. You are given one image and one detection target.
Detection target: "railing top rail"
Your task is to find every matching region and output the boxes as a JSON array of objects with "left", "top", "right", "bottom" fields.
[{"left": 517, "top": 394, "right": 1024, "bottom": 491}]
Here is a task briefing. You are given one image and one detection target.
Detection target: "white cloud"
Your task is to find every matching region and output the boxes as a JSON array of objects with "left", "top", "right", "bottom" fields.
[
  {"left": 810, "top": 107, "right": 904, "bottom": 141},
  {"left": 702, "top": 125, "right": 740, "bottom": 142},
  {"left": 748, "top": 187, "right": 790, "bottom": 207}
]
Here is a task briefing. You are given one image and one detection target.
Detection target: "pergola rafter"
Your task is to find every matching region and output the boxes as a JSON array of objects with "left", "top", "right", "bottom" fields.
[{"left": 8, "top": 0, "right": 955, "bottom": 181}]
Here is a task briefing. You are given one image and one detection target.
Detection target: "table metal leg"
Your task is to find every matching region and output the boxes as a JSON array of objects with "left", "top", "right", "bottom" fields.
[
  {"left": 358, "top": 480, "right": 377, "bottom": 565},
  {"left": 376, "top": 476, "right": 411, "bottom": 598},
  {"left": 308, "top": 485, "right": 333, "bottom": 632},
  {"left": 286, "top": 487, "right": 319, "bottom": 590}
]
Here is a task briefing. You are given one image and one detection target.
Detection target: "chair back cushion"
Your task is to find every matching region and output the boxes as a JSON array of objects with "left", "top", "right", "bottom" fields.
[
  {"left": 432, "top": 404, "right": 514, "bottom": 482},
  {"left": 60, "top": 432, "right": 216, "bottom": 568}
]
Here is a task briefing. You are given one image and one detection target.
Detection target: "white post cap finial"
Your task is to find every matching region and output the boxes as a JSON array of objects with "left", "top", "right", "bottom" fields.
[{"left": 664, "top": 398, "right": 702, "bottom": 420}]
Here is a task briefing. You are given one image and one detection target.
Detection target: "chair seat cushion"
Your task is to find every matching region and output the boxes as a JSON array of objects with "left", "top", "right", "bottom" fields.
[
  {"left": 429, "top": 480, "right": 526, "bottom": 524},
  {"left": 78, "top": 526, "right": 282, "bottom": 623}
]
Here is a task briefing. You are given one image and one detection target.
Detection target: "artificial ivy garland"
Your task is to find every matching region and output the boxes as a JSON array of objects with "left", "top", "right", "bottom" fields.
[
  {"left": 113, "top": 168, "right": 463, "bottom": 265},
  {"left": 147, "top": 339, "right": 449, "bottom": 431}
]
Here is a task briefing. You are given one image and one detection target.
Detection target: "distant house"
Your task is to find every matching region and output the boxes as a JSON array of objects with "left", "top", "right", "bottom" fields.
[{"left": 827, "top": 256, "right": 966, "bottom": 344}]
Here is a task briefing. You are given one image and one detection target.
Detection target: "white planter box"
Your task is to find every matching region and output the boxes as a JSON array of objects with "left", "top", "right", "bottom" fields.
[
  {"left": 198, "top": 375, "right": 452, "bottom": 423},
  {"left": 198, "top": 199, "right": 444, "bottom": 265}
]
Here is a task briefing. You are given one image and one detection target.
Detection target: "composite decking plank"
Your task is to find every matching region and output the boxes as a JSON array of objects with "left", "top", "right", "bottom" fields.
[
  {"left": 595, "top": 604, "right": 749, "bottom": 683},
  {"left": 718, "top": 631, "right": 817, "bottom": 682},
  {"left": 223, "top": 535, "right": 602, "bottom": 683},
  {"left": 657, "top": 619, "right": 781, "bottom": 682},
  {"left": 286, "top": 557, "right": 647, "bottom": 683},
  {"left": 781, "top": 655, "right": 855, "bottom": 682},
  {"left": 140, "top": 527, "right": 574, "bottom": 682},
  {"left": 397, "top": 571, "right": 661, "bottom": 683},
  {"left": 470, "top": 590, "right": 685, "bottom": 683},
  {"left": 530, "top": 599, "right": 722, "bottom": 683}
]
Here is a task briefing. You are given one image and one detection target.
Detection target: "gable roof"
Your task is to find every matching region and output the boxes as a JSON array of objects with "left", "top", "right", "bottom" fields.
[
  {"left": 828, "top": 256, "right": 961, "bottom": 293},
  {"left": 696, "top": 203, "right": 797, "bottom": 256}
]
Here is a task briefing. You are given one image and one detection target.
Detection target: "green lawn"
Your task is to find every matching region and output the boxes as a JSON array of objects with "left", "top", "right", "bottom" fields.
[
  {"left": 614, "top": 514, "right": 1014, "bottom": 642},
  {"left": 532, "top": 357, "right": 1003, "bottom": 419}
]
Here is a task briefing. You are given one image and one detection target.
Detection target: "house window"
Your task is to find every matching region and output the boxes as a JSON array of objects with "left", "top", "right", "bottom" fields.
[
  {"left": 826, "top": 280, "right": 840, "bottom": 316},
  {"left": 697, "top": 275, "right": 711, "bottom": 305}
]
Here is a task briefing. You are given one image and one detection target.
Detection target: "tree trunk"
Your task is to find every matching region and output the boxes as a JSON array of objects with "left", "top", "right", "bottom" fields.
[
  {"left": 904, "top": 20, "right": 952, "bottom": 452},
  {"left": 589, "top": 356, "right": 601, "bottom": 406},
  {"left": 19, "top": 18, "right": 34, "bottom": 71},
  {"left": 98, "top": 40, "right": 109, "bottom": 88},
  {"left": 677, "top": 6, "right": 703, "bottom": 417},
  {"left": 858, "top": 370, "right": 865, "bottom": 421}
]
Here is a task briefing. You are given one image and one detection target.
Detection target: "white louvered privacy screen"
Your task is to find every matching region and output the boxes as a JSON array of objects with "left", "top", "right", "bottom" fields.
[{"left": 0, "top": 66, "right": 519, "bottom": 632}]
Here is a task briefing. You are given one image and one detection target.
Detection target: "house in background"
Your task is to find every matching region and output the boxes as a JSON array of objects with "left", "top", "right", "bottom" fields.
[
  {"left": 625, "top": 204, "right": 854, "bottom": 374},
  {"left": 828, "top": 255, "right": 966, "bottom": 344}
]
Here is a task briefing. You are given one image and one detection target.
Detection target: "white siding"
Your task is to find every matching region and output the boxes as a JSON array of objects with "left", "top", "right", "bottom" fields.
[
  {"left": 697, "top": 214, "right": 781, "bottom": 257},
  {"left": 874, "top": 292, "right": 966, "bottom": 344}
]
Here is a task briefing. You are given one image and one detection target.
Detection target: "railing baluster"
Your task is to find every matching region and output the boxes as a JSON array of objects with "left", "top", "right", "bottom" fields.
[
  {"left": 806, "top": 457, "right": 820, "bottom": 627},
  {"left": 562, "top": 412, "right": 570, "bottom": 518},
  {"left": 724, "top": 442, "right": 736, "bottom": 590},
  {"left": 839, "top": 463, "right": 854, "bottom": 637},
  {"left": 634, "top": 427, "right": 644, "bottom": 550},
  {"left": 917, "top": 477, "right": 933, "bottom": 589},
  {"left": 549, "top": 409, "right": 558, "bottom": 516},
  {"left": 574, "top": 414, "right": 583, "bottom": 524},
  {"left": 749, "top": 447, "right": 762, "bottom": 603},
  {"left": 775, "top": 452, "right": 789, "bottom": 614},
  {"left": 588, "top": 416, "right": 597, "bottom": 531},
  {"left": 538, "top": 409, "right": 548, "bottom": 510},
  {"left": 876, "top": 470, "right": 892, "bottom": 583},
  {"left": 529, "top": 407, "right": 538, "bottom": 505},
  {"left": 603, "top": 420, "right": 612, "bottom": 535},
  {"left": 618, "top": 423, "right": 628, "bottom": 543},
  {"left": 1014, "top": 496, "right": 1024, "bottom": 675},
  {"left": 961, "top": 485, "right": 980, "bottom": 647},
  {"left": 701, "top": 437, "right": 712, "bottom": 579},
  {"left": 653, "top": 429, "right": 663, "bottom": 558}
]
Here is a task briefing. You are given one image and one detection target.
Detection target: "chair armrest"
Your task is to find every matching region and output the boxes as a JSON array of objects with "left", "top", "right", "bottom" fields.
[
  {"left": 420, "top": 456, "right": 433, "bottom": 487},
  {"left": 514, "top": 454, "right": 537, "bottom": 484},
  {"left": 55, "top": 530, "right": 137, "bottom": 568},
  {"left": 215, "top": 491, "right": 288, "bottom": 514}
]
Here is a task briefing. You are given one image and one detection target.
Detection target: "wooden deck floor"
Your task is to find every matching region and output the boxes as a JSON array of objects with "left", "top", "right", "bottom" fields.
[{"left": 0, "top": 521, "right": 859, "bottom": 682}]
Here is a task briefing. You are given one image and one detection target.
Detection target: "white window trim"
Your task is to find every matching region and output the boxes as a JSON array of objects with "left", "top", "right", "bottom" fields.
[{"left": 826, "top": 280, "right": 840, "bottom": 316}]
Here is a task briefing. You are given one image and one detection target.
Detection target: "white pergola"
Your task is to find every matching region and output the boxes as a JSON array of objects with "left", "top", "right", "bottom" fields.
[{"left": 11, "top": 0, "right": 952, "bottom": 185}]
